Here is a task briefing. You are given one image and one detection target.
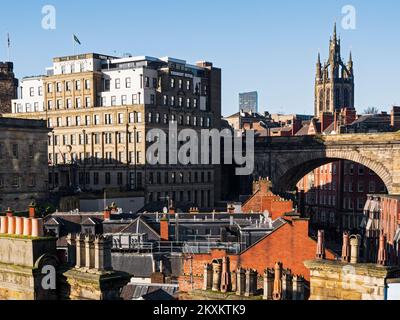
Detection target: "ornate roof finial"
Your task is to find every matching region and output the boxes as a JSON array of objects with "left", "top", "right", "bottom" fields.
[{"left": 333, "top": 22, "right": 337, "bottom": 41}]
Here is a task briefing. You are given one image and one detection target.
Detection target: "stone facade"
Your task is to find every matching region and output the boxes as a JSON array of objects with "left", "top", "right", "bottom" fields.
[
  {"left": 0, "top": 62, "right": 18, "bottom": 114},
  {"left": 6, "top": 54, "right": 221, "bottom": 210},
  {"left": 253, "top": 132, "right": 400, "bottom": 196},
  {"left": 0, "top": 118, "right": 50, "bottom": 212},
  {"left": 304, "top": 259, "right": 400, "bottom": 300}
]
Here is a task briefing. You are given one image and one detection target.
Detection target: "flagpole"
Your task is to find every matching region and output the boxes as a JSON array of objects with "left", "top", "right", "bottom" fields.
[
  {"left": 6, "top": 33, "right": 10, "bottom": 62},
  {"left": 73, "top": 34, "right": 75, "bottom": 55}
]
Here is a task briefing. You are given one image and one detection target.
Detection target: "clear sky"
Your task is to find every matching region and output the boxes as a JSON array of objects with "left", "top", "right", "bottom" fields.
[{"left": 1, "top": 0, "right": 400, "bottom": 116}]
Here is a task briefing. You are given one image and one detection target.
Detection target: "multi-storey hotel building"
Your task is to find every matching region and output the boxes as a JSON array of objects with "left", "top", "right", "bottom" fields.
[{"left": 6, "top": 53, "right": 222, "bottom": 209}]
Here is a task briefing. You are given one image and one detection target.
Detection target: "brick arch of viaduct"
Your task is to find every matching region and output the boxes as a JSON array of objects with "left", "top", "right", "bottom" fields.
[{"left": 269, "top": 148, "right": 393, "bottom": 194}]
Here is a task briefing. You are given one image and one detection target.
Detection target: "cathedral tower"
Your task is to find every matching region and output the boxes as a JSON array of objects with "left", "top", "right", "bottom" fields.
[{"left": 314, "top": 23, "right": 354, "bottom": 117}]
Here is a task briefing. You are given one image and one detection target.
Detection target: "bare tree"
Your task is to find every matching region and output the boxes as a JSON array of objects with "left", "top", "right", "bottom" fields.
[{"left": 364, "top": 107, "right": 379, "bottom": 115}]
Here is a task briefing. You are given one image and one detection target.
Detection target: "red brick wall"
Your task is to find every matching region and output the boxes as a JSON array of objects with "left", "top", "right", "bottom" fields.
[
  {"left": 160, "top": 219, "right": 169, "bottom": 241},
  {"left": 238, "top": 218, "right": 336, "bottom": 281},
  {"left": 177, "top": 219, "right": 338, "bottom": 292}
]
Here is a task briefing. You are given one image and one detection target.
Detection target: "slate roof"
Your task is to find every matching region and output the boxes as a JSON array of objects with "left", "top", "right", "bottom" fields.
[{"left": 121, "top": 283, "right": 178, "bottom": 300}]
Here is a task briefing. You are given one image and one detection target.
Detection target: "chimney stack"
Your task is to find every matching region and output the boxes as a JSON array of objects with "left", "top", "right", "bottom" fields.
[
  {"left": 28, "top": 202, "right": 37, "bottom": 218},
  {"left": 316, "top": 230, "right": 326, "bottom": 259},
  {"left": 350, "top": 234, "right": 361, "bottom": 264},
  {"left": 103, "top": 206, "right": 112, "bottom": 221},
  {"left": 168, "top": 200, "right": 176, "bottom": 215},
  {"left": 377, "top": 232, "right": 388, "bottom": 266},
  {"left": 6, "top": 208, "right": 13, "bottom": 217},
  {"left": 160, "top": 215, "right": 169, "bottom": 241},
  {"left": 341, "top": 232, "right": 351, "bottom": 262}
]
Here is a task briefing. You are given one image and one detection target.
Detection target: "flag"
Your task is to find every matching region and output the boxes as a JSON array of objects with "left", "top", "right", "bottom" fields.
[
  {"left": 7, "top": 33, "right": 10, "bottom": 48},
  {"left": 73, "top": 34, "right": 81, "bottom": 45}
]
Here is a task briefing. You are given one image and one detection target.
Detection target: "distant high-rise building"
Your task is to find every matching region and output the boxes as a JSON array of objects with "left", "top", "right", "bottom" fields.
[{"left": 239, "top": 91, "right": 258, "bottom": 113}]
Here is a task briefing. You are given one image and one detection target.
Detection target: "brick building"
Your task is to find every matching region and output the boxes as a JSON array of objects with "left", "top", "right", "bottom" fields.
[
  {"left": 178, "top": 212, "right": 337, "bottom": 292},
  {"left": 242, "top": 178, "right": 294, "bottom": 220}
]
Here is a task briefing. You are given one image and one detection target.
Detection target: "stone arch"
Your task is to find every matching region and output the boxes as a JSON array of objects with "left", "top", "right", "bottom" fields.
[{"left": 273, "top": 149, "right": 392, "bottom": 193}]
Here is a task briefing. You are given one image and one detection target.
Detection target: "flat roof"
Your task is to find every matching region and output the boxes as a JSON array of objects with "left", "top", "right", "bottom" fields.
[{"left": 0, "top": 117, "right": 48, "bottom": 130}]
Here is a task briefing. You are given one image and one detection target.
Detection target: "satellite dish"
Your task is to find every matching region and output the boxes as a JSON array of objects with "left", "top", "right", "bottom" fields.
[{"left": 163, "top": 207, "right": 168, "bottom": 214}]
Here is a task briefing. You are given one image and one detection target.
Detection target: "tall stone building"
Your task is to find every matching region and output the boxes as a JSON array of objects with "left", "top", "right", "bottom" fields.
[
  {"left": 0, "top": 62, "right": 18, "bottom": 114},
  {"left": 0, "top": 118, "right": 50, "bottom": 212},
  {"left": 314, "top": 24, "right": 354, "bottom": 117},
  {"left": 5, "top": 53, "right": 221, "bottom": 210}
]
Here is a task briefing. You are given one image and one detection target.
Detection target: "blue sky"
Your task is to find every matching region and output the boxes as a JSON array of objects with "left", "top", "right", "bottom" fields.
[{"left": 1, "top": 0, "right": 400, "bottom": 116}]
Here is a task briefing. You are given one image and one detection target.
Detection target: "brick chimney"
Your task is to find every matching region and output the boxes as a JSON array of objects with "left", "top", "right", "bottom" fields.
[
  {"left": 391, "top": 106, "right": 400, "bottom": 131},
  {"left": 28, "top": 202, "right": 37, "bottom": 218},
  {"left": 168, "top": 200, "right": 176, "bottom": 215},
  {"left": 341, "top": 107, "right": 357, "bottom": 125},
  {"left": 316, "top": 230, "right": 326, "bottom": 259},
  {"left": 377, "top": 233, "right": 388, "bottom": 266},
  {"left": 341, "top": 232, "right": 351, "bottom": 263},
  {"left": 6, "top": 208, "right": 13, "bottom": 217},
  {"left": 254, "top": 177, "right": 272, "bottom": 195},
  {"left": 103, "top": 206, "right": 112, "bottom": 221},
  {"left": 321, "top": 112, "right": 334, "bottom": 132},
  {"left": 160, "top": 215, "right": 169, "bottom": 241}
]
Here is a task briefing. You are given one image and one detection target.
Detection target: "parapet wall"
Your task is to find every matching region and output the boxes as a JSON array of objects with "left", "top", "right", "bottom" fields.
[
  {"left": 0, "top": 235, "right": 57, "bottom": 268},
  {"left": 304, "top": 259, "right": 400, "bottom": 300}
]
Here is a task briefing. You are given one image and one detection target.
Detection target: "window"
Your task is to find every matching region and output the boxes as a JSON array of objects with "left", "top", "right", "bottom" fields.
[
  {"left": 94, "top": 114, "right": 100, "bottom": 125},
  {"left": 178, "top": 97, "right": 183, "bottom": 107},
  {"left": 66, "top": 117, "right": 72, "bottom": 127},
  {"left": 76, "top": 98, "right": 82, "bottom": 108},
  {"left": 105, "top": 172, "right": 111, "bottom": 185},
  {"left": 29, "top": 87, "right": 34, "bottom": 97},
  {"left": 132, "top": 94, "right": 138, "bottom": 105},
  {"left": 85, "top": 97, "right": 91, "bottom": 107},
  {"left": 118, "top": 113, "right": 124, "bottom": 124},
  {"left": 47, "top": 100, "right": 53, "bottom": 110},
  {"left": 105, "top": 114, "right": 113, "bottom": 125},
  {"left": 358, "top": 166, "right": 365, "bottom": 175},
  {"left": 369, "top": 181, "right": 376, "bottom": 193},
  {"left": 66, "top": 81, "right": 72, "bottom": 91},
  {"left": 47, "top": 83, "right": 53, "bottom": 93},
  {"left": 170, "top": 96, "right": 175, "bottom": 106},
  {"left": 105, "top": 133, "right": 112, "bottom": 144},
  {"left": 358, "top": 182, "right": 364, "bottom": 193},
  {"left": 94, "top": 172, "right": 99, "bottom": 185},
  {"left": 121, "top": 95, "right": 127, "bottom": 105},
  {"left": 163, "top": 95, "right": 168, "bottom": 106},
  {"left": 170, "top": 78, "right": 175, "bottom": 88},
  {"left": 76, "top": 116, "right": 81, "bottom": 126},
  {"left": 104, "top": 79, "right": 110, "bottom": 91},
  {"left": 126, "top": 77, "right": 131, "bottom": 88},
  {"left": 115, "top": 78, "right": 121, "bottom": 89},
  {"left": 28, "top": 144, "right": 34, "bottom": 159},
  {"left": 193, "top": 98, "right": 198, "bottom": 108},
  {"left": 11, "top": 175, "right": 19, "bottom": 188},
  {"left": 56, "top": 82, "right": 62, "bottom": 92},
  {"left": 148, "top": 113, "right": 152, "bottom": 123},
  {"left": 150, "top": 94, "right": 155, "bottom": 105},
  {"left": 186, "top": 98, "right": 191, "bottom": 108},
  {"left": 85, "top": 80, "right": 91, "bottom": 90},
  {"left": 186, "top": 80, "right": 191, "bottom": 91},
  {"left": 66, "top": 99, "right": 72, "bottom": 109},
  {"left": 178, "top": 79, "right": 183, "bottom": 89},
  {"left": 12, "top": 144, "right": 18, "bottom": 159},
  {"left": 111, "top": 96, "right": 116, "bottom": 106},
  {"left": 101, "top": 97, "right": 106, "bottom": 107},
  {"left": 56, "top": 100, "right": 63, "bottom": 109},
  {"left": 117, "top": 172, "right": 123, "bottom": 185},
  {"left": 38, "top": 86, "right": 43, "bottom": 96},
  {"left": 85, "top": 115, "right": 91, "bottom": 126},
  {"left": 145, "top": 77, "right": 150, "bottom": 87},
  {"left": 75, "top": 80, "right": 81, "bottom": 91}
]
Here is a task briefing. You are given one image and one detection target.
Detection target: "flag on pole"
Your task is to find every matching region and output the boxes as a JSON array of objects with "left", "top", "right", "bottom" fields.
[
  {"left": 7, "top": 33, "right": 10, "bottom": 48},
  {"left": 73, "top": 34, "right": 81, "bottom": 45}
]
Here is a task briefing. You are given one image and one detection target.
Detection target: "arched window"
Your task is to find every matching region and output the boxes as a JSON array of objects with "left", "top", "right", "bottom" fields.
[
  {"left": 335, "top": 88, "right": 341, "bottom": 108},
  {"left": 344, "top": 88, "right": 350, "bottom": 108},
  {"left": 319, "top": 89, "right": 324, "bottom": 111},
  {"left": 326, "top": 89, "right": 330, "bottom": 108}
]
